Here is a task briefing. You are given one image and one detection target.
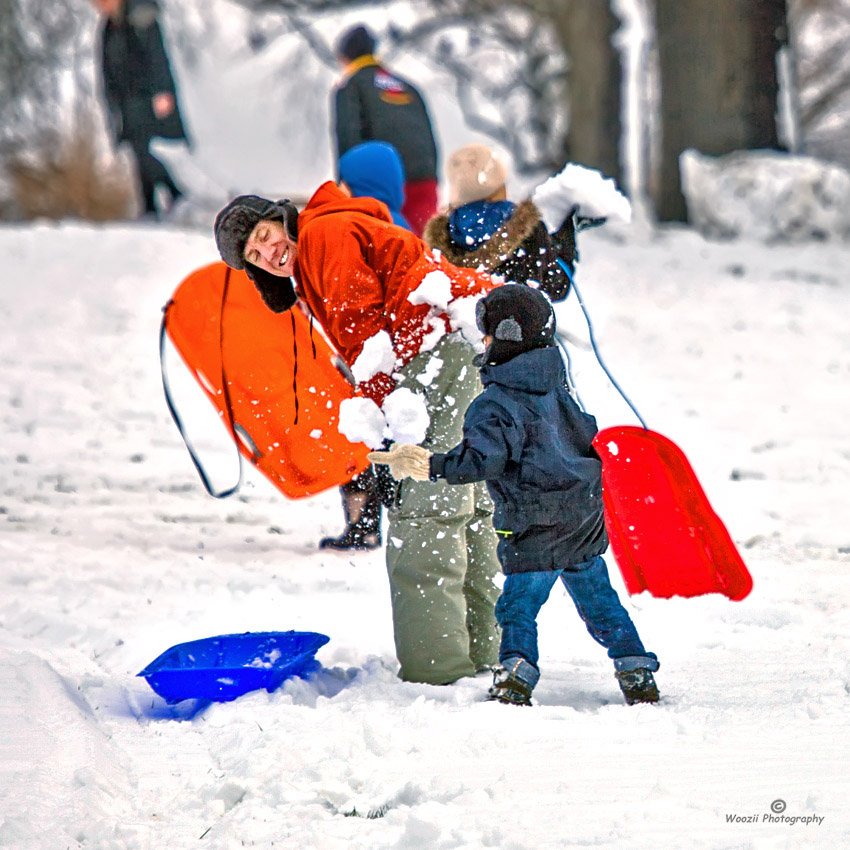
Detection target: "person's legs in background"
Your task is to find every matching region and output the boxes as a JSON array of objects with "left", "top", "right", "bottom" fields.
[
  {"left": 131, "top": 141, "right": 183, "bottom": 218},
  {"left": 319, "top": 469, "right": 382, "bottom": 551},
  {"left": 463, "top": 480, "right": 500, "bottom": 672},
  {"left": 387, "top": 475, "right": 479, "bottom": 683}
]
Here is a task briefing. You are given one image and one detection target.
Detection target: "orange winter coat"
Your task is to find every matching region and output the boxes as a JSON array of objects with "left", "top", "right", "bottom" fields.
[{"left": 293, "top": 181, "right": 497, "bottom": 403}]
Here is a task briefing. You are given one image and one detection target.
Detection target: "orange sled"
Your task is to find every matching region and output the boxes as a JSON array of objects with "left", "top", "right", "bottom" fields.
[
  {"left": 161, "top": 262, "right": 370, "bottom": 499},
  {"left": 593, "top": 426, "right": 753, "bottom": 601}
]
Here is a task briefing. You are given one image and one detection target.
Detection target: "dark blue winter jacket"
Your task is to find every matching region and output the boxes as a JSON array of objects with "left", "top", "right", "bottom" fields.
[
  {"left": 338, "top": 141, "right": 412, "bottom": 230},
  {"left": 430, "top": 345, "right": 608, "bottom": 573}
]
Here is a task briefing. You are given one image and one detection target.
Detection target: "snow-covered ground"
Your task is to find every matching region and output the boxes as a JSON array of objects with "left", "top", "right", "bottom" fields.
[{"left": 1, "top": 213, "right": 848, "bottom": 849}]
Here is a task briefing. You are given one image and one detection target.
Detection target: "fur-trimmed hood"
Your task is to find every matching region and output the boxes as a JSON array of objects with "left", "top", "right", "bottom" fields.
[
  {"left": 424, "top": 196, "right": 575, "bottom": 302},
  {"left": 423, "top": 198, "right": 543, "bottom": 272}
]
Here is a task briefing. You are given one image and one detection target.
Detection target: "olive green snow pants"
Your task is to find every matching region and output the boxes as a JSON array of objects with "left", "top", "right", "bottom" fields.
[{"left": 386, "top": 333, "right": 501, "bottom": 684}]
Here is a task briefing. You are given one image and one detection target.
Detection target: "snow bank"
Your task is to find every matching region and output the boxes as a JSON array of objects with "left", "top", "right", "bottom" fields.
[{"left": 681, "top": 149, "right": 850, "bottom": 243}]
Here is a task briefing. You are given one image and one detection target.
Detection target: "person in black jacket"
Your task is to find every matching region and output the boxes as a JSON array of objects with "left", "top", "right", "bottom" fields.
[
  {"left": 369, "top": 285, "right": 660, "bottom": 707},
  {"left": 91, "top": 0, "right": 187, "bottom": 218},
  {"left": 424, "top": 144, "right": 578, "bottom": 302},
  {"left": 332, "top": 25, "right": 438, "bottom": 237}
]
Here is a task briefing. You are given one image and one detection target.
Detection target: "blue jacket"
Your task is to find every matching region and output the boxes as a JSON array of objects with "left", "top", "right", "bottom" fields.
[
  {"left": 338, "top": 141, "right": 412, "bottom": 230},
  {"left": 430, "top": 346, "right": 608, "bottom": 573}
]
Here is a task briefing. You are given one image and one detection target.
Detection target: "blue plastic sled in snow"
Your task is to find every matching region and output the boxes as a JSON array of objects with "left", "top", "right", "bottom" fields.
[{"left": 138, "top": 630, "right": 330, "bottom": 704}]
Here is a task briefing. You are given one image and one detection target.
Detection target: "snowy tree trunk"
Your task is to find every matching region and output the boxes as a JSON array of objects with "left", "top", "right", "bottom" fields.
[
  {"left": 653, "top": 0, "right": 788, "bottom": 221},
  {"left": 548, "top": 0, "right": 624, "bottom": 186}
]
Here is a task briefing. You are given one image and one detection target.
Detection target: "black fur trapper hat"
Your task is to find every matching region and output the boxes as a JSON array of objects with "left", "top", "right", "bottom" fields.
[
  {"left": 213, "top": 195, "right": 300, "bottom": 313},
  {"left": 475, "top": 284, "right": 556, "bottom": 366},
  {"left": 336, "top": 25, "right": 377, "bottom": 62}
]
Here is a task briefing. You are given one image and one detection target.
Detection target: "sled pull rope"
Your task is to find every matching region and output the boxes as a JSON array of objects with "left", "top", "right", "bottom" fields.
[
  {"left": 308, "top": 313, "right": 317, "bottom": 358},
  {"left": 555, "top": 335, "right": 584, "bottom": 410},
  {"left": 159, "top": 267, "right": 245, "bottom": 498},
  {"left": 556, "top": 258, "right": 648, "bottom": 429},
  {"left": 290, "top": 310, "right": 299, "bottom": 425}
]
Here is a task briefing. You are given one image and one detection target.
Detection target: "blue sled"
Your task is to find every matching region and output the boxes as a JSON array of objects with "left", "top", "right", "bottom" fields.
[{"left": 138, "top": 630, "right": 330, "bottom": 705}]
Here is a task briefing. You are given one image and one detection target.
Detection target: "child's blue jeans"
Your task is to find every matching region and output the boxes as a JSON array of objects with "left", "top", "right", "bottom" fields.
[{"left": 494, "top": 555, "right": 658, "bottom": 692}]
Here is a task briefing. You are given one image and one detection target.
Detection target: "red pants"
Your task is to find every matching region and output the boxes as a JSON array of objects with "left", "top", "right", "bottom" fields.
[{"left": 402, "top": 178, "right": 439, "bottom": 238}]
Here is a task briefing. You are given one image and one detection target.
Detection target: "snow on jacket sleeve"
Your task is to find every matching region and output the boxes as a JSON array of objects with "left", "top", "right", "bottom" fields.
[
  {"left": 297, "top": 216, "right": 398, "bottom": 404},
  {"left": 499, "top": 221, "right": 573, "bottom": 302},
  {"left": 430, "top": 395, "right": 522, "bottom": 484}
]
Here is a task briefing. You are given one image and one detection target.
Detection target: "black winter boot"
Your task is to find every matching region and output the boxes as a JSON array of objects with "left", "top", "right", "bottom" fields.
[
  {"left": 615, "top": 668, "right": 660, "bottom": 705},
  {"left": 319, "top": 481, "right": 382, "bottom": 551}
]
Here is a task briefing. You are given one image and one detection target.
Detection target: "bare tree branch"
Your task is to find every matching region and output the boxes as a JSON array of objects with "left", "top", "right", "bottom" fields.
[{"left": 226, "top": 0, "right": 568, "bottom": 174}]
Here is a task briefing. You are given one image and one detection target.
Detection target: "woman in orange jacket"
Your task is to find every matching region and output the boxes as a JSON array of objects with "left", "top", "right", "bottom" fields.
[{"left": 214, "top": 182, "right": 502, "bottom": 684}]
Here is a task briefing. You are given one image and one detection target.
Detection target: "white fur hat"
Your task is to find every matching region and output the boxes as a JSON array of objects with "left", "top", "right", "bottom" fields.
[{"left": 446, "top": 144, "right": 508, "bottom": 206}]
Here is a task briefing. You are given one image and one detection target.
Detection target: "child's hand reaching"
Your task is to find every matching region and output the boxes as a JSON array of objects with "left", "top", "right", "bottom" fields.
[{"left": 368, "top": 444, "right": 432, "bottom": 481}]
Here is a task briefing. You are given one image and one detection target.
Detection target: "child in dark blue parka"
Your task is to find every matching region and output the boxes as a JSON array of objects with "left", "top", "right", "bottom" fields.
[{"left": 369, "top": 284, "right": 660, "bottom": 706}]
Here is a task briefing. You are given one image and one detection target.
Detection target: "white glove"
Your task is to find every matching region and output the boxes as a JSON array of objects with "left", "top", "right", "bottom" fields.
[{"left": 367, "top": 443, "right": 433, "bottom": 481}]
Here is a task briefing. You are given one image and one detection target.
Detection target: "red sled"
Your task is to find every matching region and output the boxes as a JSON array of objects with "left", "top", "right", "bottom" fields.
[{"left": 592, "top": 425, "right": 753, "bottom": 601}]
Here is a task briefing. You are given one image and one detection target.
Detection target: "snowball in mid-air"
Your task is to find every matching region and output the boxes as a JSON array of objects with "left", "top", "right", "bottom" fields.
[
  {"left": 382, "top": 387, "right": 430, "bottom": 445},
  {"left": 532, "top": 162, "right": 631, "bottom": 231},
  {"left": 338, "top": 397, "right": 386, "bottom": 448},
  {"left": 351, "top": 330, "right": 396, "bottom": 384}
]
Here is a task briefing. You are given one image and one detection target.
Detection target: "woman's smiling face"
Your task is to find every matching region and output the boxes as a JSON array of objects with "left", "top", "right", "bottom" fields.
[{"left": 243, "top": 218, "right": 297, "bottom": 277}]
